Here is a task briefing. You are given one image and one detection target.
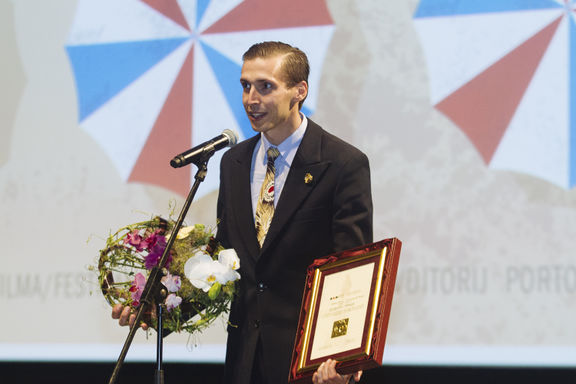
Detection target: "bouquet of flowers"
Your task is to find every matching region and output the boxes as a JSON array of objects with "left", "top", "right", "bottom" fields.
[{"left": 96, "top": 216, "right": 239, "bottom": 334}]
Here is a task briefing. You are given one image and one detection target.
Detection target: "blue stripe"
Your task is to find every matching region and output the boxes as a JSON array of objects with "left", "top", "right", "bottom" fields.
[
  {"left": 570, "top": 17, "right": 576, "bottom": 187},
  {"left": 200, "top": 41, "right": 253, "bottom": 140},
  {"left": 196, "top": 0, "right": 210, "bottom": 29},
  {"left": 66, "top": 37, "right": 188, "bottom": 121},
  {"left": 414, "top": 0, "right": 560, "bottom": 18}
]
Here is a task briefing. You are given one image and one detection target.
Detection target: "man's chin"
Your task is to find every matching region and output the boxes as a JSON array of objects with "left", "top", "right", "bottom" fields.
[{"left": 249, "top": 122, "right": 269, "bottom": 133}]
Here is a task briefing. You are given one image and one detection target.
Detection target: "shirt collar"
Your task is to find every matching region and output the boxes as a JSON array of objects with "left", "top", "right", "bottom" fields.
[{"left": 259, "top": 113, "right": 308, "bottom": 167}]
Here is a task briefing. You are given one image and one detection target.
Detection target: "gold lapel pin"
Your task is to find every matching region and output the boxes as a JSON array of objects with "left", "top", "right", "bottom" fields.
[{"left": 304, "top": 173, "right": 313, "bottom": 184}]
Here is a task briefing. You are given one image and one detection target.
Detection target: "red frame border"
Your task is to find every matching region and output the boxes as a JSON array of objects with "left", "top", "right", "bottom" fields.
[{"left": 289, "top": 238, "right": 402, "bottom": 383}]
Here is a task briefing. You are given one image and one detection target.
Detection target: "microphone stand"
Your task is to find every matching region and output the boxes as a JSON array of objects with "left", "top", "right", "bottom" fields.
[{"left": 108, "top": 151, "right": 215, "bottom": 384}]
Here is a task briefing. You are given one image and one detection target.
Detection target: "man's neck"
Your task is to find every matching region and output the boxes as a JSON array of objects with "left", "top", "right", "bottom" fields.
[{"left": 263, "top": 112, "right": 303, "bottom": 146}]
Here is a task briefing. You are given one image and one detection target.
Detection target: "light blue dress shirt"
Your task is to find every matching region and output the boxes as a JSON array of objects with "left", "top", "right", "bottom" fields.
[{"left": 250, "top": 114, "right": 308, "bottom": 220}]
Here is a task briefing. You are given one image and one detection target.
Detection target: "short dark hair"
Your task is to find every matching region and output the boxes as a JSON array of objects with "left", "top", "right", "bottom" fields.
[{"left": 243, "top": 41, "right": 309, "bottom": 108}]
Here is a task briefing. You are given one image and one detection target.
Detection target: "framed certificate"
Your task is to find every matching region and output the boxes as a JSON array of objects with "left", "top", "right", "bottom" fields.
[{"left": 289, "top": 238, "right": 401, "bottom": 383}]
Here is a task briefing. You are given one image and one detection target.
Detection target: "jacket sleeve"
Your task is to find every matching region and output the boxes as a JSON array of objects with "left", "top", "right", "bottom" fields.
[{"left": 331, "top": 150, "right": 373, "bottom": 251}]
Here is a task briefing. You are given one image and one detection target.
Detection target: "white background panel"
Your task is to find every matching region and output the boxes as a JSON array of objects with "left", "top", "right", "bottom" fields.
[
  {"left": 415, "top": 9, "right": 562, "bottom": 103},
  {"left": 190, "top": 43, "right": 241, "bottom": 196},
  {"left": 67, "top": 0, "right": 190, "bottom": 45},
  {"left": 196, "top": 0, "right": 243, "bottom": 33},
  {"left": 491, "top": 17, "right": 569, "bottom": 188},
  {"left": 82, "top": 40, "right": 193, "bottom": 179}
]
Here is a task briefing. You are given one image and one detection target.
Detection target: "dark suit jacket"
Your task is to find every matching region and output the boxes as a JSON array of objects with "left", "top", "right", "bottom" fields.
[{"left": 217, "top": 119, "right": 373, "bottom": 384}]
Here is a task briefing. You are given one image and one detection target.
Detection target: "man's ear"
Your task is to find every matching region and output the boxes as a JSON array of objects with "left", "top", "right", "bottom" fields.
[{"left": 291, "top": 80, "right": 308, "bottom": 107}]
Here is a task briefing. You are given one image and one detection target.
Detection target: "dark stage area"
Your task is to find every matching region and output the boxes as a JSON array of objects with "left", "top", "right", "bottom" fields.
[{"left": 2, "top": 362, "right": 575, "bottom": 384}]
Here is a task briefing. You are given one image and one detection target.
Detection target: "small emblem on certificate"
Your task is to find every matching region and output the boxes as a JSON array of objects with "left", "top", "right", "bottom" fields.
[{"left": 331, "top": 319, "right": 349, "bottom": 338}]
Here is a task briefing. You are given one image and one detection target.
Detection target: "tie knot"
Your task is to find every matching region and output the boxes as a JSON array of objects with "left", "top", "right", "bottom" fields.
[{"left": 267, "top": 147, "right": 280, "bottom": 162}]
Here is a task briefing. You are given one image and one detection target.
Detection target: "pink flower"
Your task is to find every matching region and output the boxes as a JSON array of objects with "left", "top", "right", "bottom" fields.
[
  {"left": 161, "top": 273, "right": 181, "bottom": 293},
  {"left": 142, "top": 230, "right": 164, "bottom": 251},
  {"left": 144, "top": 249, "right": 161, "bottom": 270},
  {"left": 129, "top": 273, "right": 146, "bottom": 307},
  {"left": 143, "top": 233, "right": 169, "bottom": 270},
  {"left": 144, "top": 248, "right": 172, "bottom": 270},
  {"left": 124, "top": 230, "right": 144, "bottom": 251},
  {"left": 165, "top": 294, "right": 182, "bottom": 311}
]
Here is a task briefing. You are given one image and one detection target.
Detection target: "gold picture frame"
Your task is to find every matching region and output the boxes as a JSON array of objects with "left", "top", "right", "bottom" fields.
[{"left": 289, "top": 238, "right": 401, "bottom": 383}]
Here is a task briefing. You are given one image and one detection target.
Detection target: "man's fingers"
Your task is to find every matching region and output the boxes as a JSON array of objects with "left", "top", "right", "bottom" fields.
[
  {"left": 313, "top": 359, "right": 363, "bottom": 384},
  {"left": 312, "top": 371, "right": 319, "bottom": 384},
  {"left": 128, "top": 313, "right": 137, "bottom": 328},
  {"left": 111, "top": 304, "right": 124, "bottom": 319},
  {"left": 118, "top": 306, "right": 131, "bottom": 326},
  {"left": 326, "top": 359, "right": 338, "bottom": 379},
  {"left": 111, "top": 304, "right": 149, "bottom": 330},
  {"left": 314, "top": 359, "right": 341, "bottom": 383},
  {"left": 313, "top": 361, "right": 326, "bottom": 383}
]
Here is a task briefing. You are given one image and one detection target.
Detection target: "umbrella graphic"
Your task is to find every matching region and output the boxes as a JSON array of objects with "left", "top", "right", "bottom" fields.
[
  {"left": 414, "top": 0, "right": 576, "bottom": 189},
  {"left": 66, "top": 0, "right": 334, "bottom": 197},
  {"left": 2, "top": 2, "right": 26, "bottom": 168}
]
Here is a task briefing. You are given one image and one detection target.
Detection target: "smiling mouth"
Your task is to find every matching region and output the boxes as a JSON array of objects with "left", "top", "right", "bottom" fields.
[{"left": 247, "top": 111, "right": 266, "bottom": 121}]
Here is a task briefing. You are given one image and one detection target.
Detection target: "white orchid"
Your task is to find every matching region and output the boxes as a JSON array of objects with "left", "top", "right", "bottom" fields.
[
  {"left": 161, "top": 272, "right": 181, "bottom": 293},
  {"left": 184, "top": 248, "right": 240, "bottom": 292},
  {"left": 184, "top": 253, "right": 216, "bottom": 291},
  {"left": 165, "top": 293, "right": 182, "bottom": 311},
  {"left": 218, "top": 248, "right": 240, "bottom": 270}
]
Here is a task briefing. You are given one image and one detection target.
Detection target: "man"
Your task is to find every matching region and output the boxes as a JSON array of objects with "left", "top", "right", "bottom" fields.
[
  {"left": 114, "top": 41, "right": 372, "bottom": 384},
  {"left": 217, "top": 42, "right": 372, "bottom": 384}
]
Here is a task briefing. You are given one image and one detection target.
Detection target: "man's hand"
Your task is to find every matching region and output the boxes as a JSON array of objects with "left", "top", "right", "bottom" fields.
[
  {"left": 312, "top": 359, "right": 362, "bottom": 384},
  {"left": 111, "top": 304, "right": 149, "bottom": 330}
]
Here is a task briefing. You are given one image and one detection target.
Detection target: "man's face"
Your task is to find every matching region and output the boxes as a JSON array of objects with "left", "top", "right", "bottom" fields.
[{"left": 240, "top": 55, "right": 306, "bottom": 143}]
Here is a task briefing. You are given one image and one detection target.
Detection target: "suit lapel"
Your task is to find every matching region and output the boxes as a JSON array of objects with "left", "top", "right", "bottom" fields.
[
  {"left": 260, "top": 121, "right": 331, "bottom": 255},
  {"left": 229, "top": 135, "right": 261, "bottom": 258}
]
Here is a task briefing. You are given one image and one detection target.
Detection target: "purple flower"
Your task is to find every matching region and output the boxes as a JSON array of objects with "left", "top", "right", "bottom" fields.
[
  {"left": 161, "top": 273, "right": 181, "bottom": 293},
  {"left": 129, "top": 273, "right": 146, "bottom": 307},
  {"left": 124, "top": 230, "right": 145, "bottom": 251},
  {"left": 142, "top": 230, "right": 164, "bottom": 251},
  {"left": 144, "top": 248, "right": 172, "bottom": 270},
  {"left": 143, "top": 233, "right": 170, "bottom": 270},
  {"left": 165, "top": 293, "right": 182, "bottom": 311},
  {"left": 144, "top": 248, "right": 162, "bottom": 270}
]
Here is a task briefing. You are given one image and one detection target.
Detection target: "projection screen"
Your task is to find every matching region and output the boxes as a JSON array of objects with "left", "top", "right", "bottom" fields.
[{"left": 1, "top": 0, "right": 575, "bottom": 367}]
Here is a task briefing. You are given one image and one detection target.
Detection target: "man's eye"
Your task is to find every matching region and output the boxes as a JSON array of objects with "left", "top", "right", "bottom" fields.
[
  {"left": 242, "top": 82, "right": 250, "bottom": 90},
  {"left": 263, "top": 83, "right": 272, "bottom": 89}
]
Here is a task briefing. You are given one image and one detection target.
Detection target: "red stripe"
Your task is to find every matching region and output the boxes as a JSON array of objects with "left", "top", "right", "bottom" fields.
[
  {"left": 129, "top": 48, "right": 194, "bottom": 197},
  {"left": 204, "top": 0, "right": 333, "bottom": 34},
  {"left": 436, "top": 16, "right": 562, "bottom": 164},
  {"left": 140, "top": 0, "right": 191, "bottom": 31}
]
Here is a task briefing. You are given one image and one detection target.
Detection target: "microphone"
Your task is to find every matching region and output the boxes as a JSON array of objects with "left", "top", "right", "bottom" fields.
[{"left": 170, "top": 129, "right": 238, "bottom": 168}]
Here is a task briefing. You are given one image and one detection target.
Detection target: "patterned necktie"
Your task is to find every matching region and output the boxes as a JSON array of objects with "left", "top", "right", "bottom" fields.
[{"left": 255, "top": 146, "right": 280, "bottom": 247}]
